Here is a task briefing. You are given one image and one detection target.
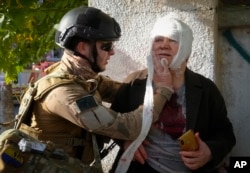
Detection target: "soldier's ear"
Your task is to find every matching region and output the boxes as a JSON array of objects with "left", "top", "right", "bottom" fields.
[{"left": 76, "top": 41, "right": 89, "bottom": 55}]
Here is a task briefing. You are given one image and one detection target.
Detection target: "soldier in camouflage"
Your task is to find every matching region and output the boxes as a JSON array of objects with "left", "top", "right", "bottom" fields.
[{"left": 16, "top": 6, "right": 174, "bottom": 172}]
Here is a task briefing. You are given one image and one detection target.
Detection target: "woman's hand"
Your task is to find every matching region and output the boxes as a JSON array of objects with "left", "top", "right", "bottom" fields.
[
  {"left": 123, "top": 140, "right": 150, "bottom": 164},
  {"left": 179, "top": 132, "right": 212, "bottom": 170}
]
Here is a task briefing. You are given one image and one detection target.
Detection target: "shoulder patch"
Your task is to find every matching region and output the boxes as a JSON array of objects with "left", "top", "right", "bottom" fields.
[{"left": 76, "top": 95, "right": 98, "bottom": 112}]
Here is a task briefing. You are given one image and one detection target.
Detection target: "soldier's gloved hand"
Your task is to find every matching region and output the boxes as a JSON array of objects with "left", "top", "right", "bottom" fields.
[{"left": 153, "top": 55, "right": 173, "bottom": 90}]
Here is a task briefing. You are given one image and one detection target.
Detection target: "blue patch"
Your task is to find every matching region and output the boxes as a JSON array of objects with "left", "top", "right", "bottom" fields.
[
  {"left": 76, "top": 95, "right": 98, "bottom": 112},
  {"left": 2, "top": 148, "right": 23, "bottom": 167}
]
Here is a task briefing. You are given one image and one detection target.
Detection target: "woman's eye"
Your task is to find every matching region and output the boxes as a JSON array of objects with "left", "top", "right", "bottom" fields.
[
  {"left": 169, "top": 39, "right": 177, "bottom": 42},
  {"left": 154, "top": 37, "right": 163, "bottom": 42}
]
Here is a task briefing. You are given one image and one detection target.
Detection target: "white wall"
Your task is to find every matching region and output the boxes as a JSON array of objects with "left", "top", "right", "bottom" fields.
[{"left": 89, "top": 0, "right": 217, "bottom": 82}]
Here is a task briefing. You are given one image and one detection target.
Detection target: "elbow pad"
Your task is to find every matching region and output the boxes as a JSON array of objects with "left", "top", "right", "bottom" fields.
[{"left": 71, "top": 95, "right": 115, "bottom": 131}]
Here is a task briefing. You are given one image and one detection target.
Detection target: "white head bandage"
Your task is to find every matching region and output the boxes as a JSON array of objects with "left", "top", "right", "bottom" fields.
[{"left": 150, "top": 16, "right": 193, "bottom": 69}]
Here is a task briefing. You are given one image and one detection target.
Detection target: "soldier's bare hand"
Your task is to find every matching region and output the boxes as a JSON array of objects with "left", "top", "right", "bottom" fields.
[{"left": 153, "top": 55, "right": 173, "bottom": 89}]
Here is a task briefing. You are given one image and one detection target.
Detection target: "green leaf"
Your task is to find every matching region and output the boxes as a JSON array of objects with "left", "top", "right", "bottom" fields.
[
  {"left": 0, "top": 0, "right": 88, "bottom": 82},
  {"left": 0, "top": 14, "right": 5, "bottom": 27},
  {"left": 2, "top": 32, "right": 10, "bottom": 41}
]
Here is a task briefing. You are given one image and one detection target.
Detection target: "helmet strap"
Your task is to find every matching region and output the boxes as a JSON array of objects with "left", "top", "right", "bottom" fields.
[{"left": 90, "top": 42, "right": 101, "bottom": 73}]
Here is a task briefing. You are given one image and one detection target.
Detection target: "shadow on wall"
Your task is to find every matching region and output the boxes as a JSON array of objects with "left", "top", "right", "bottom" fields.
[{"left": 101, "top": 48, "right": 145, "bottom": 82}]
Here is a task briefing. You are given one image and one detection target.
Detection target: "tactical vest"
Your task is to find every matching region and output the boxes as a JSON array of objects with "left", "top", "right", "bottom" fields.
[
  {"left": 0, "top": 73, "right": 103, "bottom": 173},
  {"left": 16, "top": 73, "right": 76, "bottom": 127}
]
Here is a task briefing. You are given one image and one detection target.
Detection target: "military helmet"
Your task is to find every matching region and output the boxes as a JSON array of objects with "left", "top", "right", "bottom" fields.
[{"left": 55, "top": 6, "right": 121, "bottom": 49}]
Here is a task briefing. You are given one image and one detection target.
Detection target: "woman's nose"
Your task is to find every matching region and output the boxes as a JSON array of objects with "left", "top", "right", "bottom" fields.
[{"left": 161, "top": 39, "right": 170, "bottom": 49}]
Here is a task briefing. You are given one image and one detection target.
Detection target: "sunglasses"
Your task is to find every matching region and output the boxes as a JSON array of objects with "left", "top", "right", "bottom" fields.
[{"left": 101, "top": 42, "right": 114, "bottom": 52}]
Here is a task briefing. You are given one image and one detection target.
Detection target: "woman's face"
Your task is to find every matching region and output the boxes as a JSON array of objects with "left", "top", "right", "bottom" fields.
[{"left": 152, "top": 36, "right": 179, "bottom": 65}]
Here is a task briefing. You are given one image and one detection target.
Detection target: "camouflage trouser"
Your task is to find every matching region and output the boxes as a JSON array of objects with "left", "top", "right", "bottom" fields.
[
  {"left": 1, "top": 153, "right": 101, "bottom": 173},
  {"left": 0, "top": 129, "right": 103, "bottom": 173}
]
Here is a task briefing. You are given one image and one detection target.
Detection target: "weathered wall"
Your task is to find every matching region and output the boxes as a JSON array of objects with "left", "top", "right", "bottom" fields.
[
  {"left": 218, "top": 5, "right": 250, "bottom": 157},
  {"left": 89, "top": 0, "right": 217, "bottom": 82},
  {"left": 219, "top": 28, "right": 250, "bottom": 156}
]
